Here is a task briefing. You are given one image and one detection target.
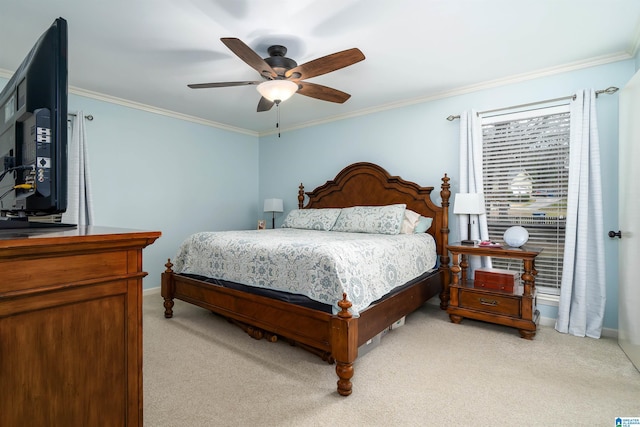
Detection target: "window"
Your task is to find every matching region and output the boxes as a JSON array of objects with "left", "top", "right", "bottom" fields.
[{"left": 481, "top": 105, "right": 570, "bottom": 296}]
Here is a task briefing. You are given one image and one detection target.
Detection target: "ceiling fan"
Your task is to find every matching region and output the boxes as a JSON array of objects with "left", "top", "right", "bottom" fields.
[{"left": 188, "top": 38, "right": 365, "bottom": 112}]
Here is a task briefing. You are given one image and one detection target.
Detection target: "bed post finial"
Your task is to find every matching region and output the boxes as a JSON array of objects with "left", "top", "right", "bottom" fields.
[
  {"left": 164, "top": 258, "right": 174, "bottom": 273},
  {"left": 337, "top": 293, "right": 353, "bottom": 319},
  {"left": 298, "top": 183, "right": 305, "bottom": 209},
  {"left": 440, "top": 173, "right": 450, "bottom": 207}
]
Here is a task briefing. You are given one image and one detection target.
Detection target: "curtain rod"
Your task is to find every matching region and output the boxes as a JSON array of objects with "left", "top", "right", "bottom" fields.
[
  {"left": 446, "top": 86, "right": 619, "bottom": 121},
  {"left": 68, "top": 112, "right": 94, "bottom": 121}
]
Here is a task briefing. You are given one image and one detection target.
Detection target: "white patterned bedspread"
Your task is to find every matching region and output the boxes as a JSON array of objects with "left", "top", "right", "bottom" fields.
[{"left": 173, "top": 228, "right": 438, "bottom": 316}]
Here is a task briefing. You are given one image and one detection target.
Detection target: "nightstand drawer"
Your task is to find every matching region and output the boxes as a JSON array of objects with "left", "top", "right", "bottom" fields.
[{"left": 459, "top": 289, "right": 521, "bottom": 317}]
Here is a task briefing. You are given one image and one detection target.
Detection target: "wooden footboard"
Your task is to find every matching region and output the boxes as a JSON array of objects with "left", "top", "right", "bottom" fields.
[
  {"left": 163, "top": 261, "right": 333, "bottom": 352},
  {"left": 162, "top": 262, "right": 361, "bottom": 395}
]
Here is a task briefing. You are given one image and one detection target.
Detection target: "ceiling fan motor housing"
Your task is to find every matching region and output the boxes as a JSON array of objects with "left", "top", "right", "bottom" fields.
[{"left": 265, "top": 45, "right": 297, "bottom": 77}]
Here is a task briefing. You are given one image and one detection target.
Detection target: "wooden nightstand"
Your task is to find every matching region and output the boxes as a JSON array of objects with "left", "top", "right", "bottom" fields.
[{"left": 446, "top": 243, "right": 542, "bottom": 339}]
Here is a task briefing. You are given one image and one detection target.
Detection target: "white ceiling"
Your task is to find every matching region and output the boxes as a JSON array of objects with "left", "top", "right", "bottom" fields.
[{"left": 1, "top": 0, "right": 639, "bottom": 135}]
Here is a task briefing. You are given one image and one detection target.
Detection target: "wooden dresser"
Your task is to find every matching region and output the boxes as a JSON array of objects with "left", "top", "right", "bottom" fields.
[{"left": 0, "top": 226, "right": 160, "bottom": 426}]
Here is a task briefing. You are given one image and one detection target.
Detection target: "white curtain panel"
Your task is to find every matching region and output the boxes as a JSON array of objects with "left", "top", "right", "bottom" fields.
[
  {"left": 555, "top": 90, "right": 606, "bottom": 338},
  {"left": 459, "top": 110, "right": 490, "bottom": 269},
  {"left": 62, "top": 111, "right": 94, "bottom": 226}
]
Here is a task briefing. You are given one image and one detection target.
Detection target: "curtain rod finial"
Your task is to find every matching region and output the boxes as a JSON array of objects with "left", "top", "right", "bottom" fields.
[{"left": 595, "top": 87, "right": 619, "bottom": 97}]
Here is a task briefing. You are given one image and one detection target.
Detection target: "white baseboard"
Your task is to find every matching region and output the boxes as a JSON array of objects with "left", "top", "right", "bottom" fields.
[{"left": 538, "top": 315, "right": 556, "bottom": 328}]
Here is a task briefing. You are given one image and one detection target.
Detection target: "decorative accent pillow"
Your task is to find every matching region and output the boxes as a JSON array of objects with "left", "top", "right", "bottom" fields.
[
  {"left": 400, "top": 209, "right": 421, "bottom": 234},
  {"left": 281, "top": 208, "right": 342, "bottom": 231},
  {"left": 331, "top": 204, "right": 406, "bottom": 235},
  {"left": 414, "top": 216, "right": 433, "bottom": 233}
]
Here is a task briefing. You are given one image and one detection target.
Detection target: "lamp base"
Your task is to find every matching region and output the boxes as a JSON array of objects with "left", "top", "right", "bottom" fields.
[{"left": 461, "top": 221, "right": 475, "bottom": 245}]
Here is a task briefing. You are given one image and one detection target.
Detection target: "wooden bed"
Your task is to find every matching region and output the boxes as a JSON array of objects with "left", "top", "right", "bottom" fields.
[{"left": 161, "top": 162, "right": 451, "bottom": 396}]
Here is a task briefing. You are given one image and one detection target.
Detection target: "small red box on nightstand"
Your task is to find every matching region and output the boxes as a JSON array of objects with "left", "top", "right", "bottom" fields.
[{"left": 474, "top": 268, "right": 519, "bottom": 292}]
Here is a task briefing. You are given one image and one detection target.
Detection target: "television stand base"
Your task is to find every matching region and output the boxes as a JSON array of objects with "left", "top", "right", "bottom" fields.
[{"left": 0, "top": 218, "right": 77, "bottom": 230}]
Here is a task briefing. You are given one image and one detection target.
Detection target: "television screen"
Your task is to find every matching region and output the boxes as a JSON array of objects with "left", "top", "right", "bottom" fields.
[{"left": 0, "top": 17, "right": 68, "bottom": 228}]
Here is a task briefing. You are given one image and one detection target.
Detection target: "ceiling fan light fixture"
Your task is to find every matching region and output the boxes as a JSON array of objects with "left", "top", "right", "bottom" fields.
[{"left": 256, "top": 80, "right": 298, "bottom": 103}]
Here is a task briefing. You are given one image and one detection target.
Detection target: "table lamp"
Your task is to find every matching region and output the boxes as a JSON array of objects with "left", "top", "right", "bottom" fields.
[
  {"left": 453, "top": 193, "right": 485, "bottom": 245},
  {"left": 263, "top": 198, "right": 283, "bottom": 229}
]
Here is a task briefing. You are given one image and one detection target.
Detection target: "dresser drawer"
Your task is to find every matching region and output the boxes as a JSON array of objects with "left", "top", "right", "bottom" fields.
[
  {"left": 0, "top": 251, "right": 129, "bottom": 294},
  {"left": 459, "top": 289, "right": 521, "bottom": 317}
]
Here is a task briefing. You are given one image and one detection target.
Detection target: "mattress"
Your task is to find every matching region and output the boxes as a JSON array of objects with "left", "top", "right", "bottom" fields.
[{"left": 173, "top": 228, "right": 438, "bottom": 316}]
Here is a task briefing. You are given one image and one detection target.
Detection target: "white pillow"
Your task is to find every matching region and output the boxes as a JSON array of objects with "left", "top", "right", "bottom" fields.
[
  {"left": 281, "top": 208, "right": 342, "bottom": 231},
  {"left": 400, "top": 209, "right": 421, "bottom": 234},
  {"left": 331, "top": 204, "right": 406, "bottom": 235}
]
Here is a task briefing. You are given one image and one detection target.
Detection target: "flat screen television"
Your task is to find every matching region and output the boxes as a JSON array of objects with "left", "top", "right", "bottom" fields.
[{"left": 0, "top": 17, "right": 70, "bottom": 229}]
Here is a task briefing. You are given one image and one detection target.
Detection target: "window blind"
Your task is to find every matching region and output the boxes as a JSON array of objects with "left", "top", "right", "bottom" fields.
[{"left": 481, "top": 105, "right": 570, "bottom": 295}]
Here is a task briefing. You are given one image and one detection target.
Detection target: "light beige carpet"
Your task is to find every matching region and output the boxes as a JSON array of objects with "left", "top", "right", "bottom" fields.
[{"left": 143, "top": 293, "right": 640, "bottom": 426}]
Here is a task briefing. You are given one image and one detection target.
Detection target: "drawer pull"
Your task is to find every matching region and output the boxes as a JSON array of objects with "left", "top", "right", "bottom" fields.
[{"left": 479, "top": 298, "right": 498, "bottom": 306}]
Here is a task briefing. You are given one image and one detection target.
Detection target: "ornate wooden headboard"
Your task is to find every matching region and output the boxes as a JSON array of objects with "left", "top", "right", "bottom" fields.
[{"left": 297, "top": 162, "right": 450, "bottom": 267}]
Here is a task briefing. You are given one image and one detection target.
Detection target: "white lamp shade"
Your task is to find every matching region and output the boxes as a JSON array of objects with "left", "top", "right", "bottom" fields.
[
  {"left": 256, "top": 80, "right": 298, "bottom": 102},
  {"left": 453, "top": 193, "right": 486, "bottom": 215},
  {"left": 263, "top": 198, "right": 283, "bottom": 213}
]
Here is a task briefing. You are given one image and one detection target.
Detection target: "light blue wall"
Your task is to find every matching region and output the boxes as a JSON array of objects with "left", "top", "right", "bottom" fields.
[
  {"left": 259, "top": 59, "right": 636, "bottom": 330},
  {"left": 68, "top": 96, "right": 260, "bottom": 290}
]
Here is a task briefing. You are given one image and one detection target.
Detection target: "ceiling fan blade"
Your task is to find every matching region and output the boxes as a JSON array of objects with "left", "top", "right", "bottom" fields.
[
  {"left": 296, "top": 82, "right": 351, "bottom": 104},
  {"left": 221, "top": 37, "right": 278, "bottom": 79},
  {"left": 285, "top": 48, "right": 365, "bottom": 80},
  {"left": 257, "top": 97, "right": 275, "bottom": 112},
  {"left": 188, "top": 81, "right": 261, "bottom": 89}
]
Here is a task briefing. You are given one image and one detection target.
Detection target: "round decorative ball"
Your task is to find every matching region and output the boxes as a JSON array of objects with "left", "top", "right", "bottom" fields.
[{"left": 504, "top": 226, "right": 529, "bottom": 247}]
